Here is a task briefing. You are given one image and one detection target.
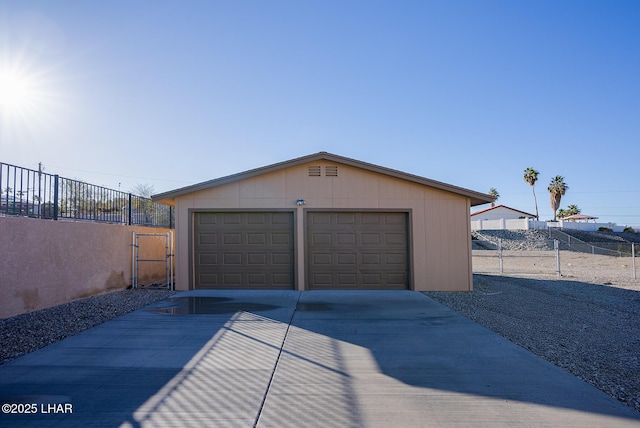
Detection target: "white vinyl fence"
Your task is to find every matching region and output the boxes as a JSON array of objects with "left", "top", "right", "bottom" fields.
[{"left": 470, "top": 218, "right": 634, "bottom": 233}]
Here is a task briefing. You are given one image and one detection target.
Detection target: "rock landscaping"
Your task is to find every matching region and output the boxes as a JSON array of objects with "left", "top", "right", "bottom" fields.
[{"left": 0, "top": 288, "right": 175, "bottom": 364}]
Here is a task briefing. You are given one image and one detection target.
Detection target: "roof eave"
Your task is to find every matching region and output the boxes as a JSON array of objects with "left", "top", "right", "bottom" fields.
[
  {"left": 152, "top": 152, "right": 494, "bottom": 207},
  {"left": 471, "top": 204, "right": 537, "bottom": 217}
]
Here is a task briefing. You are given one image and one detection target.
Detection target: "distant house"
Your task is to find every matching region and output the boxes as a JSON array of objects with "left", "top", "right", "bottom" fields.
[
  {"left": 471, "top": 205, "right": 634, "bottom": 233},
  {"left": 559, "top": 214, "right": 598, "bottom": 223},
  {"left": 471, "top": 205, "right": 536, "bottom": 221}
]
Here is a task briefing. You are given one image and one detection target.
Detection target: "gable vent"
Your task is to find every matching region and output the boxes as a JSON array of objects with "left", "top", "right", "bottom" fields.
[
  {"left": 308, "top": 166, "right": 322, "bottom": 177},
  {"left": 325, "top": 166, "right": 338, "bottom": 176}
]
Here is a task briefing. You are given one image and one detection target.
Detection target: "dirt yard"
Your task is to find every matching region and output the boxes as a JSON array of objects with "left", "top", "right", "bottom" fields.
[{"left": 473, "top": 250, "right": 639, "bottom": 290}]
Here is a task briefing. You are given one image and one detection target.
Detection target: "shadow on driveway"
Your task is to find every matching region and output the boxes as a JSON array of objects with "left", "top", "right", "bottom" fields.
[{"left": 1, "top": 290, "right": 639, "bottom": 427}]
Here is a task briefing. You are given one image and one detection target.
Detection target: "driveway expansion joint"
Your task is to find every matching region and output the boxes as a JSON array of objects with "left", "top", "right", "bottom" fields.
[{"left": 253, "top": 291, "right": 301, "bottom": 428}]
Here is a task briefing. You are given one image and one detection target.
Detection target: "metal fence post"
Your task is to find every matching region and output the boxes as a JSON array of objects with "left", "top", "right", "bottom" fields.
[
  {"left": 53, "top": 175, "right": 59, "bottom": 220},
  {"left": 555, "top": 239, "right": 561, "bottom": 277},
  {"left": 128, "top": 193, "right": 133, "bottom": 226},
  {"left": 498, "top": 238, "right": 503, "bottom": 274},
  {"left": 170, "top": 230, "right": 174, "bottom": 290},
  {"left": 131, "top": 231, "right": 137, "bottom": 288},
  {"left": 633, "top": 242, "right": 637, "bottom": 280}
]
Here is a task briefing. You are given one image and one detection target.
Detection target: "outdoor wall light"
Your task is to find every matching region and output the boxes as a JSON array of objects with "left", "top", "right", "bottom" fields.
[{"left": 296, "top": 198, "right": 306, "bottom": 206}]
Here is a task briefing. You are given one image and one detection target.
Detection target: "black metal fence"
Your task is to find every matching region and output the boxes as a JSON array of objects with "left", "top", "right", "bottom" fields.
[{"left": 0, "top": 162, "right": 173, "bottom": 228}]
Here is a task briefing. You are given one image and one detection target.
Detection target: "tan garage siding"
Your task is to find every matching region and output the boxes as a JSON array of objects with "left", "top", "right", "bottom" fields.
[
  {"left": 424, "top": 196, "right": 473, "bottom": 291},
  {"left": 155, "top": 152, "right": 493, "bottom": 292}
]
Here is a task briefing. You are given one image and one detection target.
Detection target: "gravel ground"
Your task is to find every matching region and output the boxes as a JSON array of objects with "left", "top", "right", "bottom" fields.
[
  {"left": 473, "top": 229, "right": 554, "bottom": 250},
  {"left": 0, "top": 288, "right": 175, "bottom": 365},
  {"left": 425, "top": 273, "right": 640, "bottom": 413}
]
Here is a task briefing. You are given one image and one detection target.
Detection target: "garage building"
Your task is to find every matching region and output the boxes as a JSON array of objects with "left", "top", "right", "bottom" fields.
[{"left": 153, "top": 152, "right": 492, "bottom": 292}]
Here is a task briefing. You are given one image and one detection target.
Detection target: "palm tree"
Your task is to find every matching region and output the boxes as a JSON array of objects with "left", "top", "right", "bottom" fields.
[
  {"left": 566, "top": 204, "right": 581, "bottom": 216},
  {"left": 558, "top": 204, "right": 580, "bottom": 220},
  {"left": 523, "top": 167, "right": 540, "bottom": 220},
  {"left": 488, "top": 188, "right": 499, "bottom": 207},
  {"left": 548, "top": 176, "right": 569, "bottom": 221}
]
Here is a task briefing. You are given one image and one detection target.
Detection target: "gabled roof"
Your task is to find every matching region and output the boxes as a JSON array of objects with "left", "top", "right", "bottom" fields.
[
  {"left": 153, "top": 152, "right": 494, "bottom": 206},
  {"left": 471, "top": 204, "right": 536, "bottom": 218}
]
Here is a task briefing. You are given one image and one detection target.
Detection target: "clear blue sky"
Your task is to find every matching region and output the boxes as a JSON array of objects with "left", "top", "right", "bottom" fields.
[{"left": 1, "top": 0, "right": 638, "bottom": 225}]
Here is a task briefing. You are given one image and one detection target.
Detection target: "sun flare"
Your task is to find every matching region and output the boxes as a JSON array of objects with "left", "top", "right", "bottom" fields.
[{"left": 0, "top": 68, "right": 41, "bottom": 113}]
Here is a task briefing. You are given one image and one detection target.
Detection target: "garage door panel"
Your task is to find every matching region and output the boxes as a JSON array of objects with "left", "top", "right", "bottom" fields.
[
  {"left": 337, "top": 273, "right": 357, "bottom": 285},
  {"left": 223, "top": 213, "right": 242, "bottom": 224},
  {"left": 310, "top": 233, "right": 332, "bottom": 245},
  {"left": 223, "top": 273, "right": 243, "bottom": 285},
  {"left": 197, "top": 271, "right": 294, "bottom": 289},
  {"left": 385, "top": 233, "right": 406, "bottom": 245},
  {"left": 247, "top": 233, "right": 266, "bottom": 245},
  {"left": 311, "top": 212, "right": 332, "bottom": 225},
  {"left": 247, "top": 213, "right": 266, "bottom": 224},
  {"left": 222, "top": 253, "right": 242, "bottom": 265},
  {"left": 338, "top": 233, "right": 356, "bottom": 244},
  {"left": 312, "top": 253, "right": 332, "bottom": 265},
  {"left": 194, "top": 212, "right": 294, "bottom": 289},
  {"left": 337, "top": 213, "right": 356, "bottom": 224},
  {"left": 384, "top": 213, "right": 406, "bottom": 224},
  {"left": 312, "top": 273, "right": 333, "bottom": 286},
  {"left": 248, "top": 253, "right": 267, "bottom": 265},
  {"left": 307, "top": 211, "right": 409, "bottom": 290},
  {"left": 248, "top": 273, "right": 267, "bottom": 285},
  {"left": 361, "top": 213, "right": 381, "bottom": 224},
  {"left": 361, "top": 233, "right": 380, "bottom": 245},
  {"left": 198, "top": 233, "right": 217, "bottom": 245},
  {"left": 386, "top": 273, "right": 407, "bottom": 286},
  {"left": 198, "top": 213, "right": 219, "bottom": 225},
  {"left": 272, "top": 253, "right": 292, "bottom": 265},
  {"left": 222, "top": 233, "right": 242, "bottom": 245},
  {"left": 272, "top": 212, "right": 293, "bottom": 224},
  {"left": 387, "top": 253, "right": 406, "bottom": 264},
  {"left": 199, "top": 253, "right": 218, "bottom": 265},
  {"left": 337, "top": 253, "right": 357, "bottom": 265},
  {"left": 362, "top": 253, "right": 381, "bottom": 265},
  {"left": 271, "top": 233, "right": 292, "bottom": 245},
  {"left": 272, "top": 273, "right": 293, "bottom": 286},
  {"left": 199, "top": 273, "right": 219, "bottom": 285},
  {"left": 362, "top": 273, "right": 381, "bottom": 285}
]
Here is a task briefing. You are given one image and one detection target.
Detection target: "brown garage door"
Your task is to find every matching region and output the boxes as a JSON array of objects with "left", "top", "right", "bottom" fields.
[
  {"left": 307, "top": 211, "right": 409, "bottom": 290},
  {"left": 193, "top": 212, "right": 294, "bottom": 289}
]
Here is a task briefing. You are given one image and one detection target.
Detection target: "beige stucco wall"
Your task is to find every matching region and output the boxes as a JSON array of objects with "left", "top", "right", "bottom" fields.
[
  {"left": 172, "top": 160, "right": 473, "bottom": 292},
  {"left": 0, "top": 216, "right": 172, "bottom": 319}
]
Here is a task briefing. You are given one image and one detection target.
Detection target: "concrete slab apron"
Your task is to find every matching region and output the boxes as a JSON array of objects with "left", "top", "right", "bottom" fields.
[
  {"left": 0, "top": 290, "right": 299, "bottom": 428},
  {"left": 257, "top": 290, "right": 640, "bottom": 428}
]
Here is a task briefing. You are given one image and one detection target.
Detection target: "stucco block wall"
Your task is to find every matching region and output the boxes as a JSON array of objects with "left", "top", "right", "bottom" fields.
[
  {"left": 172, "top": 161, "right": 473, "bottom": 292},
  {"left": 0, "top": 216, "right": 172, "bottom": 319}
]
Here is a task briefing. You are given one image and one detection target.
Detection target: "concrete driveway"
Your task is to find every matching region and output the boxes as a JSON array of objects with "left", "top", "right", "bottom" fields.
[{"left": 1, "top": 290, "right": 639, "bottom": 427}]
